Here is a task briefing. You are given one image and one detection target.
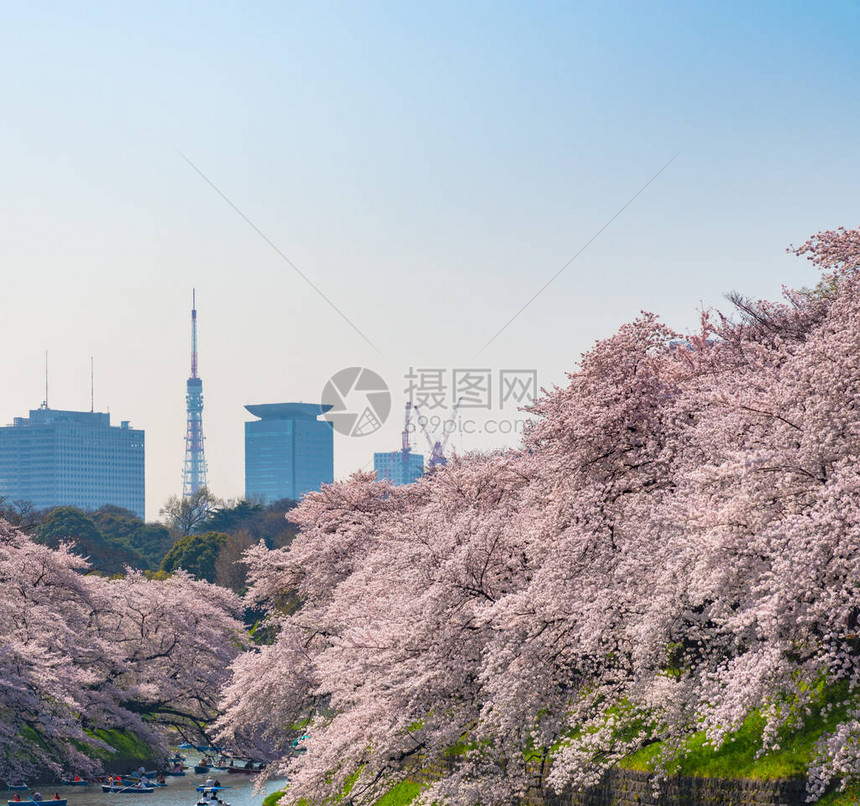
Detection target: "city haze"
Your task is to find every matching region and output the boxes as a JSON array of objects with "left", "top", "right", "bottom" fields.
[{"left": 1, "top": 1, "right": 858, "bottom": 517}]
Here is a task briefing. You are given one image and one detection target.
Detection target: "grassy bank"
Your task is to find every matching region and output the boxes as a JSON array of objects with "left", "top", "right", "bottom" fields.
[
  {"left": 620, "top": 687, "right": 849, "bottom": 782},
  {"left": 84, "top": 729, "right": 157, "bottom": 769},
  {"left": 262, "top": 780, "right": 423, "bottom": 806},
  {"left": 817, "top": 781, "right": 860, "bottom": 806},
  {"left": 263, "top": 684, "right": 856, "bottom": 806}
]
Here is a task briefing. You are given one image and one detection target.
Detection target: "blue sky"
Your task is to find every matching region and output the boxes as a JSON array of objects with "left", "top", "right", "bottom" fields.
[{"left": 2, "top": 1, "right": 859, "bottom": 517}]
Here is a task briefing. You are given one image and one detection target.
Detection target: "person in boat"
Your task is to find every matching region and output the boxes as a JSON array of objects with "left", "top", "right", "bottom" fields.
[
  {"left": 204, "top": 776, "right": 215, "bottom": 787},
  {"left": 53, "top": 794, "right": 61, "bottom": 800},
  {"left": 156, "top": 774, "right": 165, "bottom": 784},
  {"left": 13, "top": 795, "right": 20, "bottom": 801},
  {"left": 32, "top": 793, "right": 41, "bottom": 801},
  {"left": 243, "top": 760, "right": 252, "bottom": 769},
  {"left": 213, "top": 779, "right": 221, "bottom": 788}
]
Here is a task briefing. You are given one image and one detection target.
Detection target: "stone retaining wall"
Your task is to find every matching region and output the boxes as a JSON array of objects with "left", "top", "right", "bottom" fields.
[
  {"left": 419, "top": 759, "right": 808, "bottom": 806},
  {"left": 542, "top": 768, "right": 807, "bottom": 806}
]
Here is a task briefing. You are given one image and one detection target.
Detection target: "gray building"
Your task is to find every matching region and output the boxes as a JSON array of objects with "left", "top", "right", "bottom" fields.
[
  {"left": 373, "top": 450, "right": 424, "bottom": 485},
  {"left": 0, "top": 407, "right": 145, "bottom": 519},
  {"left": 244, "top": 403, "right": 333, "bottom": 503}
]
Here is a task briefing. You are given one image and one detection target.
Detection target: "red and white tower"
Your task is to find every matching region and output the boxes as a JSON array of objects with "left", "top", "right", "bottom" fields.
[{"left": 182, "top": 290, "right": 208, "bottom": 496}]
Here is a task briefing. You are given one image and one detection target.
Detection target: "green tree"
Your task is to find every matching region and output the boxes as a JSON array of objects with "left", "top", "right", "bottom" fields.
[
  {"left": 36, "top": 507, "right": 144, "bottom": 574},
  {"left": 127, "top": 523, "right": 174, "bottom": 568},
  {"left": 159, "top": 531, "right": 229, "bottom": 583},
  {"left": 198, "top": 497, "right": 299, "bottom": 549},
  {"left": 202, "top": 499, "right": 264, "bottom": 533},
  {"left": 89, "top": 505, "right": 140, "bottom": 541},
  {"left": 90, "top": 505, "right": 174, "bottom": 570}
]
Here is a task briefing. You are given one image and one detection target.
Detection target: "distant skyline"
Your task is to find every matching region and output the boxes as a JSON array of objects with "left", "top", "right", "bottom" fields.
[{"left": 2, "top": 1, "right": 859, "bottom": 517}]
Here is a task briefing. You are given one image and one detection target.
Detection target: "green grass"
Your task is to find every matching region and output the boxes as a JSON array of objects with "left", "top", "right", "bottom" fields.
[
  {"left": 18, "top": 726, "right": 155, "bottom": 770},
  {"left": 84, "top": 729, "right": 156, "bottom": 764},
  {"left": 620, "top": 686, "right": 851, "bottom": 781},
  {"left": 372, "top": 781, "right": 422, "bottom": 806},
  {"left": 816, "top": 780, "right": 860, "bottom": 806},
  {"left": 443, "top": 740, "right": 472, "bottom": 758},
  {"left": 265, "top": 779, "right": 422, "bottom": 806}
]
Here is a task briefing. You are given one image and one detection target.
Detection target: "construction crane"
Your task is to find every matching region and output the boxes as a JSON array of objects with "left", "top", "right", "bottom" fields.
[
  {"left": 401, "top": 400, "right": 415, "bottom": 456},
  {"left": 413, "top": 398, "right": 462, "bottom": 468},
  {"left": 371, "top": 401, "right": 424, "bottom": 485}
]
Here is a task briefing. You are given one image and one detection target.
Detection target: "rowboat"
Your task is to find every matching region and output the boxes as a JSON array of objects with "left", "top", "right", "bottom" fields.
[
  {"left": 100, "top": 786, "right": 155, "bottom": 794},
  {"left": 196, "top": 786, "right": 233, "bottom": 793},
  {"left": 226, "top": 767, "right": 263, "bottom": 775},
  {"left": 8, "top": 801, "right": 65, "bottom": 806},
  {"left": 119, "top": 778, "right": 164, "bottom": 788}
]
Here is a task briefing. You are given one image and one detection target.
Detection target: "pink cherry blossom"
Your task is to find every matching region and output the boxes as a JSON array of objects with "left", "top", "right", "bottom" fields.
[
  {"left": 219, "top": 226, "right": 860, "bottom": 804},
  {"left": 0, "top": 520, "right": 244, "bottom": 781}
]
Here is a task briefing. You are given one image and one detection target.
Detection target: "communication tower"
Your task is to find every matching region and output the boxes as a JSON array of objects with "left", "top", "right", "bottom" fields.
[{"left": 182, "top": 290, "right": 208, "bottom": 496}]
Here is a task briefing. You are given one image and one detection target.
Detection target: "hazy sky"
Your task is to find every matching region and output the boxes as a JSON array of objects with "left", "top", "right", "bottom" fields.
[{"left": 2, "top": 1, "right": 859, "bottom": 519}]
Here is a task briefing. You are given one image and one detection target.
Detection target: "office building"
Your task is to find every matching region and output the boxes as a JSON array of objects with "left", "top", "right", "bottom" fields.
[
  {"left": 244, "top": 403, "right": 333, "bottom": 503},
  {"left": 0, "top": 406, "right": 145, "bottom": 519},
  {"left": 373, "top": 450, "right": 425, "bottom": 485}
]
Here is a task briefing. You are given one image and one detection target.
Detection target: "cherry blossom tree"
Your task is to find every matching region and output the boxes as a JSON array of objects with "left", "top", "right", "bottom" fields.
[
  {"left": 218, "top": 225, "right": 860, "bottom": 804},
  {"left": 0, "top": 520, "right": 244, "bottom": 781}
]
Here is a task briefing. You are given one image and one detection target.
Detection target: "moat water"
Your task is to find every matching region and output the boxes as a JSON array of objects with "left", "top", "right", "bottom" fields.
[{"left": 9, "top": 762, "right": 286, "bottom": 806}]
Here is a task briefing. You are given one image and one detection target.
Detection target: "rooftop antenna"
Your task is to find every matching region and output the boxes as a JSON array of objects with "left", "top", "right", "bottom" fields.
[
  {"left": 90, "top": 356, "right": 94, "bottom": 412},
  {"left": 44, "top": 350, "right": 49, "bottom": 409},
  {"left": 191, "top": 288, "right": 198, "bottom": 379}
]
